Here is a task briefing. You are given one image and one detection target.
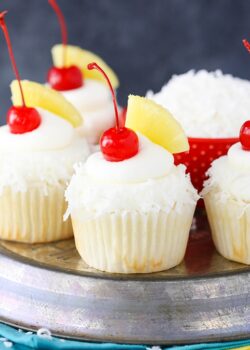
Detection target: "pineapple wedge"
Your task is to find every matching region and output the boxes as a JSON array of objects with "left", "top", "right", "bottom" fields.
[
  {"left": 51, "top": 44, "right": 119, "bottom": 89},
  {"left": 11, "top": 80, "right": 82, "bottom": 127},
  {"left": 125, "top": 95, "right": 189, "bottom": 154}
]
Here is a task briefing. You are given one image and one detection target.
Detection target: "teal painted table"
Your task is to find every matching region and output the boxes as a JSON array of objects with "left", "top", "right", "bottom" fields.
[{"left": 1, "top": 324, "right": 250, "bottom": 350}]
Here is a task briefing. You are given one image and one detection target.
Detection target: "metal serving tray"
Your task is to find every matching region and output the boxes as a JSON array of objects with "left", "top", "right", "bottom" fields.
[{"left": 0, "top": 211, "right": 250, "bottom": 346}]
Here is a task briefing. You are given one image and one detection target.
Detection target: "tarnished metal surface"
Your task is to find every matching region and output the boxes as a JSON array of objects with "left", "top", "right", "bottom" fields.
[{"left": 0, "top": 212, "right": 250, "bottom": 345}]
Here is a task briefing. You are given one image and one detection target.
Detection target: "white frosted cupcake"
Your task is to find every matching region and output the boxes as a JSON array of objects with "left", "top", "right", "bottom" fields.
[
  {"left": 65, "top": 62, "right": 198, "bottom": 273},
  {"left": 0, "top": 80, "right": 89, "bottom": 243},
  {"left": 66, "top": 133, "right": 198, "bottom": 273},
  {"left": 203, "top": 121, "right": 250, "bottom": 264}
]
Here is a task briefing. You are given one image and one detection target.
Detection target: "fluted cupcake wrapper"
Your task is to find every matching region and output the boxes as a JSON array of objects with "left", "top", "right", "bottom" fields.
[
  {"left": 72, "top": 206, "right": 195, "bottom": 274},
  {"left": 0, "top": 185, "right": 73, "bottom": 243},
  {"left": 204, "top": 191, "right": 250, "bottom": 264}
]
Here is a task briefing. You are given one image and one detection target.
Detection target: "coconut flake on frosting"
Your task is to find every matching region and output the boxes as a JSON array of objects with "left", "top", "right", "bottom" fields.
[
  {"left": 0, "top": 108, "right": 89, "bottom": 194},
  {"left": 147, "top": 70, "right": 250, "bottom": 138},
  {"left": 203, "top": 142, "right": 250, "bottom": 203},
  {"left": 65, "top": 135, "right": 198, "bottom": 218}
]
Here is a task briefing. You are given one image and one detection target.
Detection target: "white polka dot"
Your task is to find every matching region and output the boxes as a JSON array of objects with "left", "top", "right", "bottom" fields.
[
  {"left": 192, "top": 144, "right": 197, "bottom": 149},
  {"left": 209, "top": 145, "right": 214, "bottom": 150},
  {"left": 192, "top": 156, "right": 198, "bottom": 161},
  {"left": 200, "top": 150, "right": 206, "bottom": 156},
  {"left": 193, "top": 168, "right": 198, "bottom": 173}
]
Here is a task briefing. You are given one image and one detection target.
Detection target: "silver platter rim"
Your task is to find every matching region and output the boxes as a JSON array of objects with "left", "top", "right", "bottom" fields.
[{"left": 0, "top": 239, "right": 250, "bottom": 282}]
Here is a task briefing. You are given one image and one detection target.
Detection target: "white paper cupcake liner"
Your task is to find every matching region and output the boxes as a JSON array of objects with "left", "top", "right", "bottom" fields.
[
  {"left": 204, "top": 191, "right": 250, "bottom": 264},
  {"left": 71, "top": 205, "right": 195, "bottom": 273},
  {"left": 0, "top": 185, "right": 73, "bottom": 243}
]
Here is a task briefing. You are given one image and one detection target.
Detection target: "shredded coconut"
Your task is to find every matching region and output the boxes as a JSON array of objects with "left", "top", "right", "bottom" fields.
[
  {"left": 0, "top": 137, "right": 89, "bottom": 195},
  {"left": 147, "top": 70, "right": 250, "bottom": 138},
  {"left": 65, "top": 163, "right": 199, "bottom": 219},
  {"left": 202, "top": 156, "right": 250, "bottom": 209}
]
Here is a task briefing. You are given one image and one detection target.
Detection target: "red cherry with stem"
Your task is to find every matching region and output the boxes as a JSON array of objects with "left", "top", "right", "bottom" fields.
[
  {"left": 47, "top": 0, "right": 83, "bottom": 91},
  {"left": 7, "top": 106, "right": 41, "bottom": 134},
  {"left": 100, "top": 127, "right": 139, "bottom": 162},
  {"left": 0, "top": 11, "right": 41, "bottom": 134},
  {"left": 88, "top": 62, "right": 139, "bottom": 162},
  {"left": 240, "top": 121, "right": 250, "bottom": 150}
]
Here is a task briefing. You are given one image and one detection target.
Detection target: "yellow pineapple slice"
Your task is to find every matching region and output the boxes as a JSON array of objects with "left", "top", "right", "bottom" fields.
[
  {"left": 10, "top": 80, "right": 82, "bottom": 127},
  {"left": 51, "top": 44, "right": 119, "bottom": 89},
  {"left": 125, "top": 95, "right": 189, "bottom": 153}
]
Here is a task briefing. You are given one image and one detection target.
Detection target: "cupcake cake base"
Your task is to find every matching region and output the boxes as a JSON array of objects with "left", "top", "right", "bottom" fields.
[
  {"left": 72, "top": 207, "right": 195, "bottom": 273},
  {"left": 0, "top": 185, "right": 73, "bottom": 243},
  {"left": 205, "top": 191, "right": 250, "bottom": 264}
]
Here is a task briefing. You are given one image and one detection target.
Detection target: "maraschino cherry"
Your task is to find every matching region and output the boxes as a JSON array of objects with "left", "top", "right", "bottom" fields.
[
  {"left": 47, "top": 0, "right": 83, "bottom": 91},
  {"left": 0, "top": 11, "right": 41, "bottom": 134},
  {"left": 243, "top": 39, "right": 250, "bottom": 53},
  {"left": 240, "top": 121, "right": 250, "bottom": 150},
  {"left": 88, "top": 62, "right": 139, "bottom": 162}
]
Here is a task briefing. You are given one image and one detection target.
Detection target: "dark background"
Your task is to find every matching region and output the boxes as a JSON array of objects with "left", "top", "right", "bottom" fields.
[{"left": 0, "top": 0, "right": 250, "bottom": 124}]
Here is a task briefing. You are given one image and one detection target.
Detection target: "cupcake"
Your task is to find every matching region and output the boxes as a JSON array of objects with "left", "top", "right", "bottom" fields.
[
  {"left": 47, "top": 0, "right": 119, "bottom": 145},
  {"left": 203, "top": 121, "right": 250, "bottom": 264},
  {"left": 0, "top": 80, "right": 89, "bottom": 243},
  {"left": 146, "top": 70, "right": 250, "bottom": 190},
  {"left": 0, "top": 9, "right": 89, "bottom": 243},
  {"left": 65, "top": 63, "right": 198, "bottom": 274}
]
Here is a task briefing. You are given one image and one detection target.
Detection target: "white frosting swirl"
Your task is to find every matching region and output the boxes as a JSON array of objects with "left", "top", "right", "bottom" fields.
[
  {"left": 204, "top": 142, "right": 250, "bottom": 202},
  {"left": 60, "top": 79, "right": 115, "bottom": 144},
  {"left": 0, "top": 108, "right": 74, "bottom": 152},
  {"left": 85, "top": 135, "right": 174, "bottom": 183},
  {"left": 0, "top": 108, "right": 90, "bottom": 194},
  {"left": 228, "top": 142, "right": 250, "bottom": 170},
  {"left": 65, "top": 135, "right": 198, "bottom": 218}
]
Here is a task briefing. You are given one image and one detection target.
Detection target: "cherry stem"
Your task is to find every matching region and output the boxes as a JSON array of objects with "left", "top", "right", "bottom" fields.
[
  {"left": 48, "top": 0, "right": 67, "bottom": 67},
  {"left": 243, "top": 39, "right": 250, "bottom": 54},
  {"left": 0, "top": 11, "right": 25, "bottom": 107},
  {"left": 88, "top": 62, "right": 120, "bottom": 130}
]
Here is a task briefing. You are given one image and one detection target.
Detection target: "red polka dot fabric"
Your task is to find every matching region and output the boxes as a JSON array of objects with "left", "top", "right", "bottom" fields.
[{"left": 174, "top": 137, "right": 238, "bottom": 192}]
